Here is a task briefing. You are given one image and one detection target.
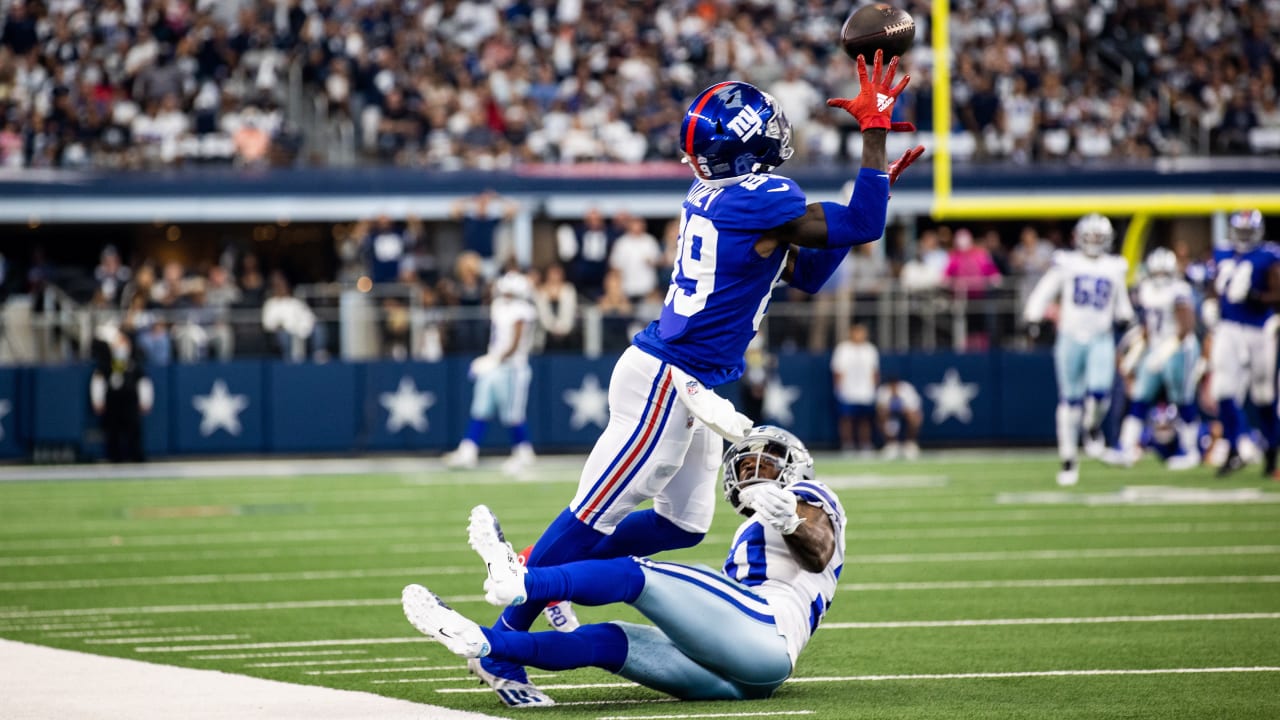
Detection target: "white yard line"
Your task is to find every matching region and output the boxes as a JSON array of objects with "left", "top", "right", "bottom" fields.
[
  {"left": 306, "top": 666, "right": 463, "bottom": 675},
  {"left": 191, "top": 649, "right": 366, "bottom": 660},
  {"left": 850, "top": 520, "right": 1278, "bottom": 540},
  {"left": 849, "top": 545, "right": 1280, "bottom": 564},
  {"left": 136, "top": 637, "right": 431, "bottom": 653},
  {"left": 0, "top": 619, "right": 154, "bottom": 632},
  {"left": 0, "top": 598, "right": 398, "bottom": 621},
  {"left": 248, "top": 658, "right": 443, "bottom": 668},
  {"left": 843, "top": 574, "right": 1280, "bottom": 591},
  {"left": 0, "top": 638, "right": 507, "bottom": 720},
  {"left": 44, "top": 627, "right": 197, "bottom": 639},
  {"left": 823, "top": 613, "right": 1280, "bottom": 630},
  {"left": 0, "top": 567, "right": 470, "bottom": 591},
  {"left": 438, "top": 666, "right": 1280, "bottom": 694},
  {"left": 86, "top": 634, "right": 245, "bottom": 645}
]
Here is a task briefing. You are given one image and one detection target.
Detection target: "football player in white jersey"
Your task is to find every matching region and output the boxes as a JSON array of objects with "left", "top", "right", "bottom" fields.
[
  {"left": 463, "top": 51, "right": 921, "bottom": 707},
  {"left": 403, "top": 426, "right": 844, "bottom": 704},
  {"left": 1104, "top": 247, "right": 1202, "bottom": 469},
  {"left": 443, "top": 270, "right": 539, "bottom": 474},
  {"left": 1024, "top": 214, "right": 1134, "bottom": 486}
]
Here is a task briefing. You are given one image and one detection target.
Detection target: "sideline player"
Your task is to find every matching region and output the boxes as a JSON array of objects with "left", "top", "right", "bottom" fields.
[
  {"left": 404, "top": 426, "right": 843, "bottom": 703},
  {"left": 1024, "top": 214, "right": 1134, "bottom": 486},
  {"left": 1206, "top": 210, "right": 1280, "bottom": 476},
  {"left": 1105, "top": 247, "right": 1202, "bottom": 469},
  {"left": 443, "top": 269, "right": 538, "bottom": 475},
  {"left": 468, "top": 51, "right": 922, "bottom": 706}
]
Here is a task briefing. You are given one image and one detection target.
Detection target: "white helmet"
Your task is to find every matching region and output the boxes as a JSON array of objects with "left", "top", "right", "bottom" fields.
[
  {"left": 722, "top": 425, "right": 814, "bottom": 517},
  {"left": 1145, "top": 246, "right": 1178, "bottom": 281},
  {"left": 494, "top": 271, "right": 532, "bottom": 300},
  {"left": 1074, "top": 213, "right": 1114, "bottom": 257}
]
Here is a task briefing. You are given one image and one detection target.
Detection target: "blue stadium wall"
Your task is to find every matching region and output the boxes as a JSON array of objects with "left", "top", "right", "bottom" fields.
[{"left": 0, "top": 351, "right": 1057, "bottom": 460}]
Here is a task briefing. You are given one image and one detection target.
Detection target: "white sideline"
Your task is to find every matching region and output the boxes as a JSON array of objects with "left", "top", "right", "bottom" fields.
[{"left": 0, "top": 639, "right": 503, "bottom": 720}]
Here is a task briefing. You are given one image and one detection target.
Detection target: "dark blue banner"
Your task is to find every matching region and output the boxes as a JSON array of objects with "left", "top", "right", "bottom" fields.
[
  {"left": 361, "top": 360, "right": 453, "bottom": 451},
  {"left": 171, "top": 362, "right": 267, "bottom": 454},
  {"left": 268, "top": 363, "right": 359, "bottom": 453}
]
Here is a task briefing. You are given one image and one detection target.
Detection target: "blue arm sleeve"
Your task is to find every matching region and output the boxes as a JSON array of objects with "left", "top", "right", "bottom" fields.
[
  {"left": 789, "top": 246, "right": 850, "bottom": 293},
  {"left": 820, "top": 167, "right": 890, "bottom": 248}
]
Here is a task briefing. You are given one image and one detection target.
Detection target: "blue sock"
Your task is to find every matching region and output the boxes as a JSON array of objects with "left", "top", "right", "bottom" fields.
[
  {"left": 1178, "top": 403, "right": 1198, "bottom": 424},
  {"left": 588, "top": 509, "right": 704, "bottom": 559},
  {"left": 524, "top": 558, "right": 646, "bottom": 606},
  {"left": 1218, "top": 399, "right": 1241, "bottom": 447},
  {"left": 465, "top": 418, "right": 487, "bottom": 444},
  {"left": 1127, "top": 401, "right": 1149, "bottom": 421},
  {"left": 482, "top": 623, "right": 628, "bottom": 673},
  {"left": 497, "top": 509, "right": 607, "bottom": 633},
  {"left": 509, "top": 423, "right": 529, "bottom": 446},
  {"left": 1255, "top": 403, "right": 1278, "bottom": 450}
]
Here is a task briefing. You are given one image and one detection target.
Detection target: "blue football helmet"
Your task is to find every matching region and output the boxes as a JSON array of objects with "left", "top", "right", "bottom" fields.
[
  {"left": 722, "top": 425, "right": 814, "bottom": 517},
  {"left": 681, "top": 81, "right": 794, "bottom": 181},
  {"left": 1228, "top": 209, "right": 1265, "bottom": 252}
]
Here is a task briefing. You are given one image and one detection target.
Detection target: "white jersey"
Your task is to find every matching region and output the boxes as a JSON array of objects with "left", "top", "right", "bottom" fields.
[
  {"left": 830, "top": 340, "right": 879, "bottom": 404},
  {"left": 1136, "top": 277, "right": 1193, "bottom": 345},
  {"left": 722, "top": 479, "right": 846, "bottom": 665},
  {"left": 488, "top": 297, "right": 536, "bottom": 364},
  {"left": 1024, "top": 250, "right": 1133, "bottom": 343}
]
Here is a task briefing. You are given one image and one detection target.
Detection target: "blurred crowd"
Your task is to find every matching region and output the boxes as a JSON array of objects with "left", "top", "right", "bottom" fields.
[{"left": 2, "top": 0, "right": 1278, "bottom": 170}]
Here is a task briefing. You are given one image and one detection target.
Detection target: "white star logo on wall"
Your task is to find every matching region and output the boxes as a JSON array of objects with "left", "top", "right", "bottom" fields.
[
  {"left": 925, "top": 368, "right": 979, "bottom": 424},
  {"left": 380, "top": 377, "right": 436, "bottom": 433},
  {"left": 0, "top": 399, "right": 10, "bottom": 440},
  {"left": 192, "top": 380, "right": 249, "bottom": 437},
  {"left": 763, "top": 379, "right": 801, "bottom": 426},
  {"left": 563, "top": 374, "right": 609, "bottom": 430}
]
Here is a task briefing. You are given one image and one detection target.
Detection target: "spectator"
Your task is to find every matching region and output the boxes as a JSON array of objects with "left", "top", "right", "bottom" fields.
[
  {"left": 831, "top": 324, "right": 879, "bottom": 457},
  {"left": 1009, "top": 225, "right": 1056, "bottom": 308},
  {"left": 89, "top": 325, "right": 153, "bottom": 463},
  {"left": 94, "top": 245, "right": 132, "bottom": 306},
  {"left": 261, "top": 271, "right": 323, "bottom": 363},
  {"left": 596, "top": 269, "right": 634, "bottom": 354},
  {"left": 609, "top": 216, "right": 663, "bottom": 304},
  {"left": 557, "top": 208, "right": 615, "bottom": 301},
  {"left": 357, "top": 214, "right": 420, "bottom": 285},
  {"left": 533, "top": 263, "right": 579, "bottom": 352},
  {"left": 876, "top": 376, "right": 922, "bottom": 460},
  {"left": 453, "top": 191, "right": 519, "bottom": 278},
  {"left": 900, "top": 232, "right": 945, "bottom": 293},
  {"left": 943, "top": 228, "right": 1003, "bottom": 350},
  {"left": 203, "top": 265, "right": 240, "bottom": 360},
  {"left": 412, "top": 283, "right": 446, "bottom": 362},
  {"left": 445, "top": 251, "right": 489, "bottom": 355}
]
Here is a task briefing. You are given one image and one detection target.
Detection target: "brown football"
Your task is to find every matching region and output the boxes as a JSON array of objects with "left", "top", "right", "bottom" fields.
[{"left": 840, "top": 3, "right": 916, "bottom": 62}]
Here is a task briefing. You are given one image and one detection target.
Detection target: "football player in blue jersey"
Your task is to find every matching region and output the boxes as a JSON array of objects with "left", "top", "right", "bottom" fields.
[
  {"left": 404, "top": 426, "right": 844, "bottom": 704},
  {"left": 1206, "top": 210, "right": 1280, "bottom": 476},
  {"left": 459, "top": 50, "right": 921, "bottom": 706}
]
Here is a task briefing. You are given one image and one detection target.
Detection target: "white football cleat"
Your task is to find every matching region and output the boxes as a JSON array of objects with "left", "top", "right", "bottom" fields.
[
  {"left": 1166, "top": 452, "right": 1201, "bottom": 471},
  {"left": 501, "top": 444, "right": 536, "bottom": 477},
  {"left": 444, "top": 440, "right": 478, "bottom": 470},
  {"left": 882, "top": 442, "right": 901, "bottom": 460},
  {"left": 467, "top": 505, "right": 528, "bottom": 606},
  {"left": 401, "top": 584, "right": 490, "bottom": 658},
  {"left": 468, "top": 658, "right": 556, "bottom": 708},
  {"left": 1056, "top": 460, "right": 1079, "bottom": 487},
  {"left": 1100, "top": 448, "right": 1138, "bottom": 468},
  {"left": 1083, "top": 431, "right": 1106, "bottom": 460},
  {"left": 543, "top": 601, "right": 580, "bottom": 632},
  {"left": 902, "top": 441, "right": 920, "bottom": 460}
]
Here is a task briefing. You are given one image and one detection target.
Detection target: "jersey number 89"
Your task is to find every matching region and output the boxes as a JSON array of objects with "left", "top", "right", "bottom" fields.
[{"left": 670, "top": 209, "right": 774, "bottom": 331}]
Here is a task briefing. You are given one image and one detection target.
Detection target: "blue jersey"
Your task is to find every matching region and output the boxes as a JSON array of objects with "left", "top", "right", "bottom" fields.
[
  {"left": 633, "top": 174, "right": 806, "bottom": 387},
  {"left": 1213, "top": 243, "right": 1280, "bottom": 327}
]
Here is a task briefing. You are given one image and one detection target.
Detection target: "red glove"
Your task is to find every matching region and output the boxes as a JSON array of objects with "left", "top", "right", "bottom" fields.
[
  {"left": 888, "top": 144, "right": 926, "bottom": 186},
  {"left": 827, "top": 49, "right": 911, "bottom": 131}
]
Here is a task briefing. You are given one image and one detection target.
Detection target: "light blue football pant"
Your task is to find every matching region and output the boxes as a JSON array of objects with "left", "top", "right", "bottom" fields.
[
  {"left": 470, "top": 362, "right": 531, "bottom": 425},
  {"left": 612, "top": 559, "right": 793, "bottom": 701},
  {"left": 1130, "top": 336, "right": 1201, "bottom": 406},
  {"left": 1055, "top": 335, "right": 1116, "bottom": 402}
]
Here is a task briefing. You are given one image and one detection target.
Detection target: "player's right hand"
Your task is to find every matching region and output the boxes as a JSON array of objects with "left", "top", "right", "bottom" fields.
[{"left": 826, "top": 49, "right": 910, "bottom": 131}]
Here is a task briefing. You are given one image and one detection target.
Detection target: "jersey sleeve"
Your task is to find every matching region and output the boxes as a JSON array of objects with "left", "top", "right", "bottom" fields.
[
  {"left": 713, "top": 175, "right": 807, "bottom": 231},
  {"left": 789, "top": 480, "right": 846, "bottom": 532},
  {"left": 1023, "top": 256, "right": 1066, "bottom": 323}
]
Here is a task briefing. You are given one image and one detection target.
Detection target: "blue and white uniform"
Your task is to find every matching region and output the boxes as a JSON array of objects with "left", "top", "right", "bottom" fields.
[
  {"left": 1209, "top": 243, "right": 1280, "bottom": 406},
  {"left": 471, "top": 295, "right": 536, "bottom": 425},
  {"left": 1131, "top": 276, "right": 1200, "bottom": 405},
  {"left": 614, "top": 478, "right": 846, "bottom": 699},
  {"left": 571, "top": 174, "right": 805, "bottom": 535}
]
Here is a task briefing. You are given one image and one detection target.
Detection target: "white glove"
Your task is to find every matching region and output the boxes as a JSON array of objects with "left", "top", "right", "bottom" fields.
[
  {"left": 670, "top": 366, "right": 754, "bottom": 442},
  {"left": 741, "top": 484, "right": 805, "bottom": 535},
  {"left": 469, "top": 354, "right": 500, "bottom": 379}
]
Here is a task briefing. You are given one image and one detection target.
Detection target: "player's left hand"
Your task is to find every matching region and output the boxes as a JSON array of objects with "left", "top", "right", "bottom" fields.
[
  {"left": 469, "top": 354, "right": 499, "bottom": 379},
  {"left": 826, "top": 49, "right": 911, "bottom": 131},
  {"left": 742, "top": 483, "right": 805, "bottom": 535},
  {"left": 888, "top": 144, "right": 925, "bottom": 186}
]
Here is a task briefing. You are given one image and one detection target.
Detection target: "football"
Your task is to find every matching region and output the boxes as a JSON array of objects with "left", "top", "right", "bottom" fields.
[{"left": 840, "top": 3, "right": 916, "bottom": 63}]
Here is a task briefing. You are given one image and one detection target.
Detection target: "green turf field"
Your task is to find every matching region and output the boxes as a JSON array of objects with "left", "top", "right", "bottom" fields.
[{"left": 1, "top": 452, "right": 1278, "bottom": 719}]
